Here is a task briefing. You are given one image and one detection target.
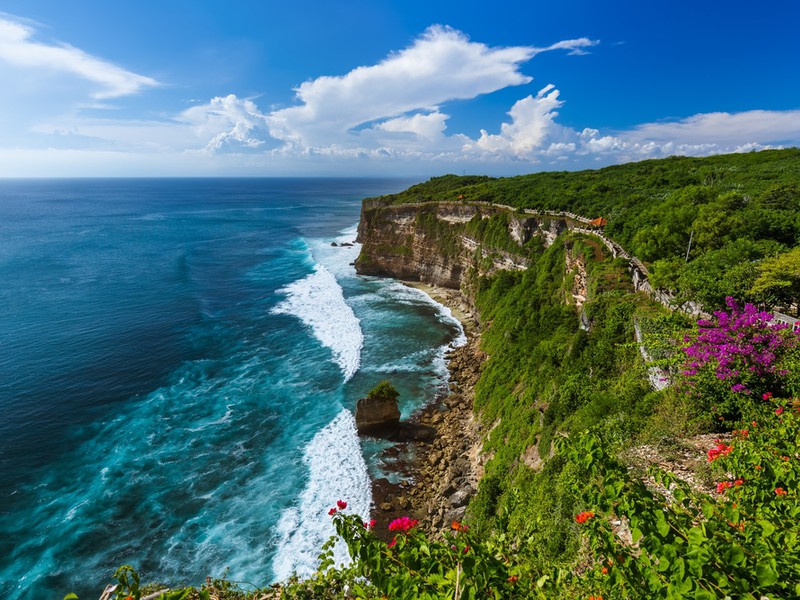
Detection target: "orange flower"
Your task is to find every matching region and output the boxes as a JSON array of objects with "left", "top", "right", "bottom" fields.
[
  {"left": 775, "top": 487, "right": 787, "bottom": 496},
  {"left": 451, "top": 520, "right": 462, "bottom": 531},
  {"left": 575, "top": 511, "right": 595, "bottom": 524},
  {"left": 601, "top": 567, "right": 608, "bottom": 575}
]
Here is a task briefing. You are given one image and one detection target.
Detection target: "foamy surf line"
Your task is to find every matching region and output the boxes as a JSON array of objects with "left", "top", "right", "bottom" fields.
[
  {"left": 272, "top": 264, "right": 363, "bottom": 381},
  {"left": 384, "top": 282, "right": 467, "bottom": 348},
  {"left": 272, "top": 409, "right": 371, "bottom": 581}
]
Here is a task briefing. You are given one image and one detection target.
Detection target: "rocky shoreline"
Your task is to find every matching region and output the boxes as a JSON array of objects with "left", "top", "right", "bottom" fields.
[{"left": 367, "top": 283, "right": 486, "bottom": 541}]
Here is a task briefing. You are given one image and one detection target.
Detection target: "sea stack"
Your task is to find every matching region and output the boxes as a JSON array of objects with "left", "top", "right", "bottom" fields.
[{"left": 355, "top": 380, "right": 401, "bottom": 435}]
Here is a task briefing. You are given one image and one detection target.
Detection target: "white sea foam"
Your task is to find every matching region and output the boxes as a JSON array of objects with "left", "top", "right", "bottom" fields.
[
  {"left": 272, "top": 264, "right": 363, "bottom": 381},
  {"left": 383, "top": 282, "right": 467, "bottom": 349},
  {"left": 310, "top": 225, "right": 361, "bottom": 279},
  {"left": 272, "top": 409, "right": 372, "bottom": 581}
]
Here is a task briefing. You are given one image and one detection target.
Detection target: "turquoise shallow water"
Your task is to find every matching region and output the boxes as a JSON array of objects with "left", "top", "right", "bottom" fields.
[{"left": 0, "top": 179, "right": 464, "bottom": 599}]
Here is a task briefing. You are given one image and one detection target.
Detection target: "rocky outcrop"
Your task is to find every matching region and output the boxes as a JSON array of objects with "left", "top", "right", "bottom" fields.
[
  {"left": 356, "top": 385, "right": 401, "bottom": 435},
  {"left": 355, "top": 395, "right": 400, "bottom": 435},
  {"left": 355, "top": 201, "right": 545, "bottom": 289}
]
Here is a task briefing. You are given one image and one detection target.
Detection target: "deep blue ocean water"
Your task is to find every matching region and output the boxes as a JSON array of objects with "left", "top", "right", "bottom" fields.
[{"left": 0, "top": 179, "right": 465, "bottom": 599}]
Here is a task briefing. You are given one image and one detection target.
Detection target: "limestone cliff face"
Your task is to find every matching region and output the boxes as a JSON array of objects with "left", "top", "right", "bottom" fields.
[{"left": 355, "top": 200, "right": 566, "bottom": 289}]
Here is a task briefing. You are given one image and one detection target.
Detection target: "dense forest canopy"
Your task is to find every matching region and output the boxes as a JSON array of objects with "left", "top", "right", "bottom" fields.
[{"left": 374, "top": 149, "right": 800, "bottom": 311}]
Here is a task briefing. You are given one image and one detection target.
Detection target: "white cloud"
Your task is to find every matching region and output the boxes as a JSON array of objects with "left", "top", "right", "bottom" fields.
[
  {"left": 180, "top": 95, "right": 271, "bottom": 152},
  {"left": 461, "top": 89, "right": 800, "bottom": 167},
  {"left": 374, "top": 111, "right": 449, "bottom": 141},
  {"left": 0, "top": 16, "right": 158, "bottom": 99},
  {"left": 266, "top": 25, "right": 597, "bottom": 149},
  {"left": 531, "top": 37, "right": 600, "bottom": 57},
  {"left": 624, "top": 110, "right": 800, "bottom": 146},
  {"left": 469, "top": 84, "right": 572, "bottom": 158}
]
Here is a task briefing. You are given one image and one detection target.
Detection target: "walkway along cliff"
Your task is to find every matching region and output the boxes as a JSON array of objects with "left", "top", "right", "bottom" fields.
[{"left": 355, "top": 198, "right": 689, "bottom": 312}]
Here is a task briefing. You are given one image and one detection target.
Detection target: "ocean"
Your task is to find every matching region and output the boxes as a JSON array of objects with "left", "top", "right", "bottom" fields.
[{"left": 0, "top": 179, "right": 466, "bottom": 599}]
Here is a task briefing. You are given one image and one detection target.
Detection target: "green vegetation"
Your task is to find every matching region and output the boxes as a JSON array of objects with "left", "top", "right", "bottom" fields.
[
  {"left": 373, "top": 148, "right": 800, "bottom": 311},
  {"left": 73, "top": 150, "right": 800, "bottom": 598},
  {"left": 366, "top": 380, "right": 400, "bottom": 402}
]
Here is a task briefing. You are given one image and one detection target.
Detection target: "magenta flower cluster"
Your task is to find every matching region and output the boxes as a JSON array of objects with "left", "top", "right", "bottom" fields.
[
  {"left": 682, "top": 297, "right": 796, "bottom": 394},
  {"left": 388, "top": 516, "right": 419, "bottom": 533}
]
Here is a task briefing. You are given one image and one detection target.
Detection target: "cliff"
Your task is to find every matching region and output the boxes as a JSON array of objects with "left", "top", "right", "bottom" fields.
[{"left": 354, "top": 199, "right": 567, "bottom": 289}]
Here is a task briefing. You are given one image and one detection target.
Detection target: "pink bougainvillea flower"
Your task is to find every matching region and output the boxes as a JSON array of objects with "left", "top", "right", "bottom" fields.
[
  {"left": 775, "top": 406, "right": 784, "bottom": 415},
  {"left": 387, "top": 537, "right": 397, "bottom": 548},
  {"left": 388, "top": 516, "right": 419, "bottom": 532},
  {"left": 763, "top": 392, "right": 773, "bottom": 400},
  {"left": 336, "top": 500, "right": 347, "bottom": 510}
]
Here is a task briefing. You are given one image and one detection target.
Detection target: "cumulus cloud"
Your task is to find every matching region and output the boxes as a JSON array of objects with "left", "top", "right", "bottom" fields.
[
  {"left": 460, "top": 86, "right": 800, "bottom": 167},
  {"left": 180, "top": 94, "right": 271, "bottom": 152},
  {"left": 469, "top": 84, "right": 572, "bottom": 159},
  {"left": 266, "top": 25, "right": 597, "bottom": 149},
  {"left": 0, "top": 16, "right": 158, "bottom": 99}
]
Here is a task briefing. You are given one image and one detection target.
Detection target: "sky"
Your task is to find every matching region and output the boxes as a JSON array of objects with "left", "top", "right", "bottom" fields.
[{"left": 0, "top": 0, "right": 798, "bottom": 177}]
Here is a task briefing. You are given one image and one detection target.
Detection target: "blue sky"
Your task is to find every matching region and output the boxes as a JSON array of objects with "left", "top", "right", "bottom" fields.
[{"left": 0, "top": 0, "right": 798, "bottom": 177}]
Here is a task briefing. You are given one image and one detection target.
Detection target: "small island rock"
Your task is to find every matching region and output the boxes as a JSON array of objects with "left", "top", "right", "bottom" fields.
[{"left": 356, "top": 380, "right": 401, "bottom": 435}]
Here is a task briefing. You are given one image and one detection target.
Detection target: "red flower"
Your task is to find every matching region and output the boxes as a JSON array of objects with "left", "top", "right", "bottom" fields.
[
  {"left": 507, "top": 575, "right": 518, "bottom": 583},
  {"left": 707, "top": 442, "right": 733, "bottom": 462},
  {"left": 463, "top": 545, "right": 470, "bottom": 554},
  {"left": 775, "top": 406, "right": 784, "bottom": 415},
  {"left": 336, "top": 499, "right": 347, "bottom": 510},
  {"left": 363, "top": 519, "right": 376, "bottom": 529},
  {"left": 734, "top": 479, "right": 744, "bottom": 486},
  {"left": 601, "top": 567, "right": 608, "bottom": 575},
  {"left": 575, "top": 511, "right": 595, "bottom": 524},
  {"left": 763, "top": 392, "right": 773, "bottom": 400},
  {"left": 775, "top": 487, "right": 787, "bottom": 496},
  {"left": 328, "top": 508, "right": 337, "bottom": 516},
  {"left": 388, "top": 516, "right": 419, "bottom": 532},
  {"left": 716, "top": 481, "right": 732, "bottom": 494},
  {"left": 387, "top": 537, "right": 397, "bottom": 548}
]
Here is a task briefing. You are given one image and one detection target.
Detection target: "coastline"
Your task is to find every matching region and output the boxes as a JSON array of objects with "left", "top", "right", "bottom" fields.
[{"left": 369, "top": 282, "right": 485, "bottom": 540}]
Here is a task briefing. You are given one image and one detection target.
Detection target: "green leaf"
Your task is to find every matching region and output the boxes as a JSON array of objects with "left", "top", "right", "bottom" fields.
[
  {"left": 758, "top": 519, "right": 776, "bottom": 537},
  {"left": 756, "top": 560, "right": 779, "bottom": 587},
  {"left": 656, "top": 511, "right": 670, "bottom": 537},
  {"left": 722, "top": 545, "right": 745, "bottom": 566},
  {"left": 63, "top": 595, "right": 79, "bottom": 600},
  {"left": 632, "top": 527, "right": 643, "bottom": 543},
  {"left": 694, "top": 589, "right": 716, "bottom": 600},
  {"left": 687, "top": 526, "right": 706, "bottom": 546}
]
